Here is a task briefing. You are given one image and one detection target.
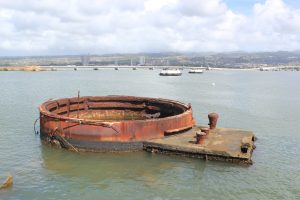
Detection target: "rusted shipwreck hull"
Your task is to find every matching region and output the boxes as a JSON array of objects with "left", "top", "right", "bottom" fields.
[{"left": 39, "top": 95, "right": 195, "bottom": 151}]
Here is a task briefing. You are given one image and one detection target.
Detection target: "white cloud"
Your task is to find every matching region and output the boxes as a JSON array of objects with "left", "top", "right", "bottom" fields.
[
  {"left": 0, "top": 0, "right": 299, "bottom": 55},
  {"left": 236, "top": 0, "right": 300, "bottom": 51},
  {"left": 144, "top": 0, "right": 176, "bottom": 12},
  {"left": 175, "top": 0, "right": 227, "bottom": 17}
]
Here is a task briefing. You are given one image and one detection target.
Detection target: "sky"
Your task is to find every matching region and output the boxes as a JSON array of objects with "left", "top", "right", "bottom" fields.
[{"left": 0, "top": 0, "right": 300, "bottom": 56}]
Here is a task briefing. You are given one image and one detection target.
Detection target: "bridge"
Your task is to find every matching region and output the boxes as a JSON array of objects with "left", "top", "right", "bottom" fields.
[{"left": 41, "top": 65, "right": 207, "bottom": 71}]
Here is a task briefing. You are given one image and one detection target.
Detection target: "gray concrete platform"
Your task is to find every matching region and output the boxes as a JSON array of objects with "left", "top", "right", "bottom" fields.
[{"left": 143, "top": 126, "right": 256, "bottom": 164}]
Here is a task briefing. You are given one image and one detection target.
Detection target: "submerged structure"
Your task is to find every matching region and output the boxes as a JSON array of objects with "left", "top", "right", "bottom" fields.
[
  {"left": 39, "top": 96, "right": 195, "bottom": 151},
  {"left": 39, "top": 95, "right": 256, "bottom": 164}
]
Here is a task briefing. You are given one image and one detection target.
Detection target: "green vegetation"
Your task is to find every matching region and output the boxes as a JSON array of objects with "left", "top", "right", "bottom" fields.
[
  {"left": 0, "top": 66, "right": 44, "bottom": 72},
  {"left": 0, "top": 68, "right": 9, "bottom": 71}
]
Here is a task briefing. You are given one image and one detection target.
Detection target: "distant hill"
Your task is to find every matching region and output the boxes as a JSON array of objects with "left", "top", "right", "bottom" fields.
[{"left": 1, "top": 51, "right": 300, "bottom": 67}]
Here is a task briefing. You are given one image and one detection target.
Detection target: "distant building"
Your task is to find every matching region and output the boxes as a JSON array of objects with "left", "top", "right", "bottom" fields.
[
  {"left": 166, "top": 60, "right": 170, "bottom": 66},
  {"left": 139, "top": 56, "right": 146, "bottom": 65},
  {"left": 81, "top": 55, "right": 90, "bottom": 66}
]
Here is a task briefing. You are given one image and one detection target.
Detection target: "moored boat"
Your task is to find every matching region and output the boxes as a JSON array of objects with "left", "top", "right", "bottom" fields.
[
  {"left": 189, "top": 68, "right": 204, "bottom": 74},
  {"left": 159, "top": 69, "right": 182, "bottom": 76}
]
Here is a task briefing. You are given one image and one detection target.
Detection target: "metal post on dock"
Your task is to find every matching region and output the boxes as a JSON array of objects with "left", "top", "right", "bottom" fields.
[{"left": 208, "top": 113, "right": 219, "bottom": 129}]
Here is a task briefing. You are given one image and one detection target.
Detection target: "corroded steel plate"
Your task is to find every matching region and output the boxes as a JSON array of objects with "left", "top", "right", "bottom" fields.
[{"left": 39, "top": 96, "right": 195, "bottom": 151}]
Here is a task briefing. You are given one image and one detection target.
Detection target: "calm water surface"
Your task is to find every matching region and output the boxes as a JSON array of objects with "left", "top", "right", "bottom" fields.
[{"left": 0, "top": 69, "right": 299, "bottom": 199}]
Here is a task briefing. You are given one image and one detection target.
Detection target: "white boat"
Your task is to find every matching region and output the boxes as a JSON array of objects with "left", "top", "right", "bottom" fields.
[
  {"left": 189, "top": 68, "right": 204, "bottom": 74},
  {"left": 159, "top": 69, "right": 182, "bottom": 76}
]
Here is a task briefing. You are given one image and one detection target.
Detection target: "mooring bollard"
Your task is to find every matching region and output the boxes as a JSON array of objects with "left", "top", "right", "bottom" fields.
[
  {"left": 200, "top": 127, "right": 210, "bottom": 134},
  {"left": 208, "top": 113, "right": 219, "bottom": 129},
  {"left": 241, "top": 143, "right": 250, "bottom": 153},
  {"left": 196, "top": 131, "right": 206, "bottom": 145}
]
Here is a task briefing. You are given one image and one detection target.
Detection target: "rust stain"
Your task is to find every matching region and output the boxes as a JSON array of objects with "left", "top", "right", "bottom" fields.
[
  {"left": 39, "top": 96, "right": 195, "bottom": 151},
  {"left": 208, "top": 113, "right": 219, "bottom": 129}
]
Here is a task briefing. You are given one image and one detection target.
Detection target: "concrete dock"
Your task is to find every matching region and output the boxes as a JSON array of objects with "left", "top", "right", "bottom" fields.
[{"left": 144, "top": 126, "right": 256, "bottom": 164}]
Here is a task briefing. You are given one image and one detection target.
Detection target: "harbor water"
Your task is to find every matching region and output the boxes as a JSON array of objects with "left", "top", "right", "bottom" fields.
[{"left": 0, "top": 69, "right": 299, "bottom": 199}]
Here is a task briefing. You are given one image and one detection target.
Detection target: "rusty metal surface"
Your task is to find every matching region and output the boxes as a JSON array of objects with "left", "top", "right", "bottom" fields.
[
  {"left": 144, "top": 126, "right": 256, "bottom": 164},
  {"left": 208, "top": 113, "right": 219, "bottom": 129},
  {"left": 39, "top": 95, "right": 195, "bottom": 151}
]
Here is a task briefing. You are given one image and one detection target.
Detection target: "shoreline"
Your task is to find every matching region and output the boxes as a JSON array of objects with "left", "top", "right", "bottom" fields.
[
  {"left": 0, "top": 66, "right": 45, "bottom": 72},
  {"left": 0, "top": 65, "right": 299, "bottom": 72}
]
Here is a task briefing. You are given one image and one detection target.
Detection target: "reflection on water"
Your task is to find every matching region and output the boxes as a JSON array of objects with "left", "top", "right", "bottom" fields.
[
  {"left": 0, "top": 70, "right": 300, "bottom": 199},
  {"left": 41, "top": 145, "right": 202, "bottom": 186}
]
